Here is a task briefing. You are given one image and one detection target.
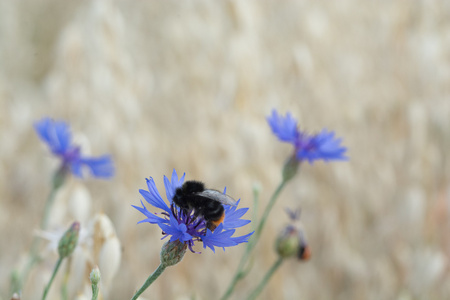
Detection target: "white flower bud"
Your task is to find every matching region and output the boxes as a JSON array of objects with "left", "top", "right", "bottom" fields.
[
  {"left": 98, "top": 236, "right": 121, "bottom": 288},
  {"left": 91, "top": 213, "right": 117, "bottom": 258}
]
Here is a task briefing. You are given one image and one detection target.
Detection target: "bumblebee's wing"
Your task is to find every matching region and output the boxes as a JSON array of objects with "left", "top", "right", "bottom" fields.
[{"left": 196, "top": 189, "right": 238, "bottom": 206}]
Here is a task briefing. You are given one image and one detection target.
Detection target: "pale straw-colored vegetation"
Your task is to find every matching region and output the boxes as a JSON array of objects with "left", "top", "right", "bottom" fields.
[{"left": 1, "top": 1, "right": 449, "bottom": 299}]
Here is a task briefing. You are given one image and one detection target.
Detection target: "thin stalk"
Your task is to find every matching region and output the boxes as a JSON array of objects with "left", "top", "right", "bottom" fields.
[
  {"left": 221, "top": 179, "right": 287, "bottom": 300},
  {"left": 61, "top": 257, "right": 71, "bottom": 300},
  {"left": 40, "top": 186, "right": 58, "bottom": 230},
  {"left": 251, "top": 184, "right": 260, "bottom": 229},
  {"left": 247, "top": 257, "right": 284, "bottom": 300},
  {"left": 131, "top": 264, "right": 167, "bottom": 300},
  {"left": 91, "top": 284, "right": 99, "bottom": 300},
  {"left": 254, "top": 180, "right": 286, "bottom": 240},
  {"left": 42, "top": 257, "right": 64, "bottom": 300}
]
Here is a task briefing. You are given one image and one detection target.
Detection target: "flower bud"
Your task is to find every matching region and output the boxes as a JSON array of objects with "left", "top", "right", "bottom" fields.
[
  {"left": 58, "top": 221, "right": 80, "bottom": 258},
  {"left": 90, "top": 266, "right": 101, "bottom": 285},
  {"left": 276, "top": 226, "right": 301, "bottom": 258},
  {"left": 275, "top": 209, "right": 311, "bottom": 260},
  {"left": 160, "top": 240, "right": 187, "bottom": 267}
]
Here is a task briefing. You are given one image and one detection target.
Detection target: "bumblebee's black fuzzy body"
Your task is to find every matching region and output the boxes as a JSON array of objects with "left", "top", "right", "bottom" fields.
[{"left": 173, "top": 181, "right": 225, "bottom": 229}]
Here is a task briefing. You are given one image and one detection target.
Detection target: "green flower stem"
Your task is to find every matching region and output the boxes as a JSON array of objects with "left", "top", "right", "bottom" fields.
[
  {"left": 61, "top": 257, "right": 72, "bottom": 300},
  {"left": 91, "top": 284, "right": 99, "bottom": 300},
  {"left": 40, "top": 185, "right": 59, "bottom": 230},
  {"left": 221, "top": 179, "right": 288, "bottom": 300},
  {"left": 251, "top": 184, "right": 260, "bottom": 229},
  {"left": 254, "top": 180, "right": 287, "bottom": 240},
  {"left": 131, "top": 264, "right": 167, "bottom": 300},
  {"left": 247, "top": 257, "right": 284, "bottom": 300},
  {"left": 42, "top": 257, "right": 63, "bottom": 300}
]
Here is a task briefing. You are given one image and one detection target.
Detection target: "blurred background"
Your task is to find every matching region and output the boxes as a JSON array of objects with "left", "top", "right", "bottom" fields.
[{"left": 1, "top": 0, "right": 450, "bottom": 299}]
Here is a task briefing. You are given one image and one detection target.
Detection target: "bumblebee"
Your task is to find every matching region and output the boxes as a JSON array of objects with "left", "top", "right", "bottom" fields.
[{"left": 173, "top": 180, "right": 237, "bottom": 231}]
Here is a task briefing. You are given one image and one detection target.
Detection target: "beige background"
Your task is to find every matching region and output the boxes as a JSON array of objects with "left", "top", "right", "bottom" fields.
[{"left": 1, "top": 0, "right": 450, "bottom": 299}]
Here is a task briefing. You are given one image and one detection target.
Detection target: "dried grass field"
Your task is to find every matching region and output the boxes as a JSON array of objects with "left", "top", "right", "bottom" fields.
[{"left": 1, "top": 1, "right": 450, "bottom": 299}]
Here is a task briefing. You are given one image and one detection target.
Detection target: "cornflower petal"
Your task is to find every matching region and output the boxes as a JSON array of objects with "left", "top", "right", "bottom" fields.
[
  {"left": 164, "top": 169, "right": 185, "bottom": 204},
  {"left": 79, "top": 155, "right": 115, "bottom": 178},
  {"left": 231, "top": 231, "right": 254, "bottom": 244},
  {"left": 132, "top": 201, "right": 168, "bottom": 224},
  {"left": 267, "top": 110, "right": 299, "bottom": 143},
  {"left": 201, "top": 224, "right": 238, "bottom": 253},
  {"left": 223, "top": 200, "right": 251, "bottom": 229},
  {"left": 141, "top": 177, "right": 170, "bottom": 213},
  {"left": 51, "top": 121, "right": 72, "bottom": 154},
  {"left": 34, "top": 118, "right": 72, "bottom": 155},
  {"left": 172, "top": 169, "right": 186, "bottom": 189}
]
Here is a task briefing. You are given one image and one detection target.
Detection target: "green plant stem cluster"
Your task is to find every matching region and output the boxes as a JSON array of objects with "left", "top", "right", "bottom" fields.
[{"left": 221, "top": 179, "right": 289, "bottom": 300}]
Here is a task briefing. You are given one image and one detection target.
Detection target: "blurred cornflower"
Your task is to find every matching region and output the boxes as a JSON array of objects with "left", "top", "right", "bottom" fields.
[
  {"left": 133, "top": 169, "right": 253, "bottom": 253},
  {"left": 223, "top": 111, "right": 348, "bottom": 300},
  {"left": 34, "top": 117, "right": 114, "bottom": 179},
  {"left": 276, "top": 209, "right": 311, "bottom": 260},
  {"left": 267, "top": 109, "right": 348, "bottom": 163}
]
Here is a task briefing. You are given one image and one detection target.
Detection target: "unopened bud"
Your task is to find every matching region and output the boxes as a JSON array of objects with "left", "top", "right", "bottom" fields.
[
  {"left": 275, "top": 209, "right": 311, "bottom": 261},
  {"left": 276, "top": 226, "right": 301, "bottom": 258},
  {"left": 90, "top": 266, "right": 101, "bottom": 285},
  {"left": 58, "top": 221, "right": 80, "bottom": 258},
  {"left": 160, "top": 240, "right": 187, "bottom": 267},
  {"left": 90, "top": 266, "right": 101, "bottom": 300}
]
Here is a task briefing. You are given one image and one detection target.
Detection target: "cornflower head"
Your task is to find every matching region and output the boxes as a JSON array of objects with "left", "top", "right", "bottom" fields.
[
  {"left": 133, "top": 169, "right": 254, "bottom": 253},
  {"left": 267, "top": 109, "right": 348, "bottom": 181},
  {"left": 34, "top": 117, "right": 114, "bottom": 180},
  {"left": 267, "top": 109, "right": 348, "bottom": 164}
]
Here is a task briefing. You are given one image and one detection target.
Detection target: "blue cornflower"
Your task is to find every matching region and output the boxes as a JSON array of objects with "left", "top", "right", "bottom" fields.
[
  {"left": 133, "top": 169, "right": 253, "bottom": 253},
  {"left": 34, "top": 117, "right": 114, "bottom": 179},
  {"left": 267, "top": 110, "right": 348, "bottom": 163}
]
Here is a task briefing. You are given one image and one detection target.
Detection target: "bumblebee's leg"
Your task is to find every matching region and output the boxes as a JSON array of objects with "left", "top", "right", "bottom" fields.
[{"left": 192, "top": 207, "right": 203, "bottom": 219}]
